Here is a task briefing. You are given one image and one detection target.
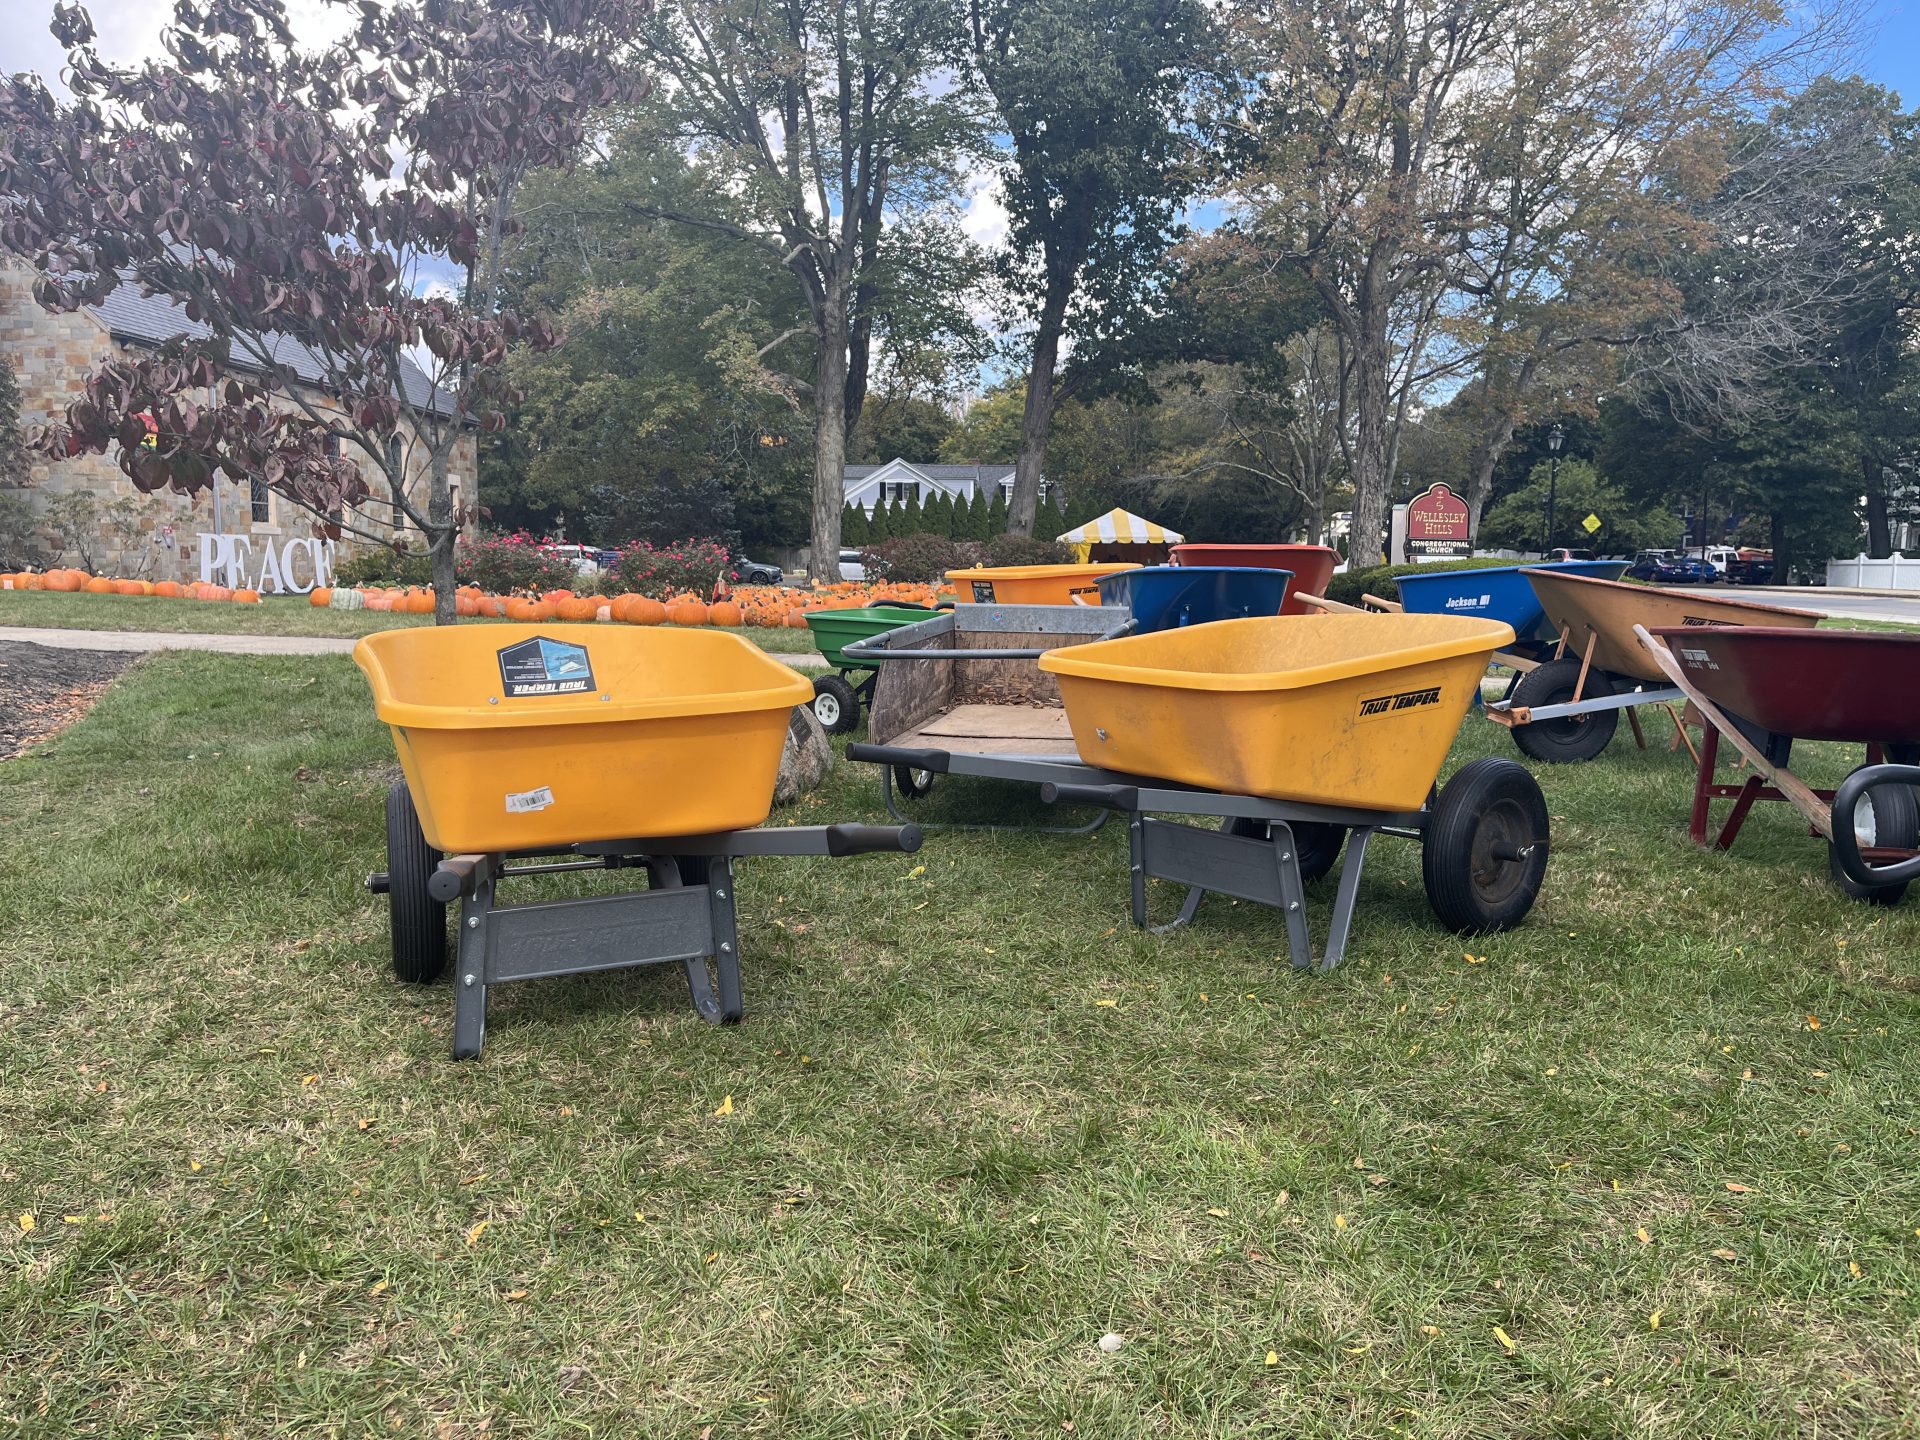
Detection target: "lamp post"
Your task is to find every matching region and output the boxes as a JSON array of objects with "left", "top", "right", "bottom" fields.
[{"left": 1542, "top": 423, "right": 1565, "bottom": 557}]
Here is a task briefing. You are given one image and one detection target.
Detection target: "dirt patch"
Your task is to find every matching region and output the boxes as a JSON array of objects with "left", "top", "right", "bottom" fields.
[{"left": 0, "top": 641, "right": 136, "bottom": 759}]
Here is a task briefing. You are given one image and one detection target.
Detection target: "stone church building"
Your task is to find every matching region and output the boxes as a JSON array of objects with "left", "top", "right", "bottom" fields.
[{"left": 1, "top": 259, "right": 475, "bottom": 590}]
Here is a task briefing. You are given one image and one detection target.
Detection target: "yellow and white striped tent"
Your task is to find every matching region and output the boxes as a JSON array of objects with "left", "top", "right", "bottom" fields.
[{"left": 1056, "top": 508, "right": 1184, "bottom": 562}]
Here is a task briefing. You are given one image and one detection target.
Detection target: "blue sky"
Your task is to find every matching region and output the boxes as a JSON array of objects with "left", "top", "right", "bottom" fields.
[{"left": 1858, "top": 0, "right": 1919, "bottom": 104}]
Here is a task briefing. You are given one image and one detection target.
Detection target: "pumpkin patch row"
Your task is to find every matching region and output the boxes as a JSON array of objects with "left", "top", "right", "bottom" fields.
[{"left": 2, "top": 569, "right": 265, "bottom": 603}]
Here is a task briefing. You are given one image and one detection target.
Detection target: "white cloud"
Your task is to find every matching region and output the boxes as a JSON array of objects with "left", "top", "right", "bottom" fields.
[{"left": 959, "top": 164, "right": 1008, "bottom": 250}]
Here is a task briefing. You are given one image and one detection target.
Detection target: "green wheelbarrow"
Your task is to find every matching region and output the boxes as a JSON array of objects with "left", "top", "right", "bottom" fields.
[{"left": 802, "top": 603, "right": 946, "bottom": 733}]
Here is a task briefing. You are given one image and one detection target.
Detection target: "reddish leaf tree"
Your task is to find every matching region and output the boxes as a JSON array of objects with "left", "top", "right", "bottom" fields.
[{"left": 0, "top": 0, "right": 646, "bottom": 620}]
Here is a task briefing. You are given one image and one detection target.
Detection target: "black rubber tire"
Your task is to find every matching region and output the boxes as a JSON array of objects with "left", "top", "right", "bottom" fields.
[
  {"left": 385, "top": 781, "right": 447, "bottom": 984},
  {"left": 811, "top": 674, "right": 860, "bottom": 734},
  {"left": 1422, "top": 758, "right": 1551, "bottom": 933},
  {"left": 1828, "top": 770, "right": 1918, "bottom": 906},
  {"left": 893, "top": 764, "right": 937, "bottom": 799},
  {"left": 1510, "top": 657, "right": 1618, "bottom": 763},
  {"left": 672, "top": 854, "right": 711, "bottom": 887},
  {"left": 1225, "top": 815, "right": 1346, "bottom": 883}
]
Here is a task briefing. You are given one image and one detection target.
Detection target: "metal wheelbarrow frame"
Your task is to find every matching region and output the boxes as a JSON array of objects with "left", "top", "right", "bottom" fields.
[
  {"left": 845, "top": 744, "right": 1549, "bottom": 971},
  {"left": 369, "top": 782, "right": 921, "bottom": 1057}
]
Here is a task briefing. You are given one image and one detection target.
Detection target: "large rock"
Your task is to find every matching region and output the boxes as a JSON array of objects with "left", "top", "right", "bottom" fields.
[{"left": 773, "top": 702, "right": 832, "bottom": 805}]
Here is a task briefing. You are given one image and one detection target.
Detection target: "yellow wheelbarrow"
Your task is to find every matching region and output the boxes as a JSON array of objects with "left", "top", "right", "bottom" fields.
[{"left": 356, "top": 624, "right": 920, "bottom": 1057}]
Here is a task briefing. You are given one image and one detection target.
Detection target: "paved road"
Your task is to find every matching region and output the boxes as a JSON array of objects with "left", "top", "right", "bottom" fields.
[
  {"left": 1715, "top": 588, "right": 1920, "bottom": 624},
  {"left": 0, "top": 625, "right": 828, "bottom": 666}
]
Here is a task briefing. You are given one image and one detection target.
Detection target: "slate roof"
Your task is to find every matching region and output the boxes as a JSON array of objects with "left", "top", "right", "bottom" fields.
[{"left": 93, "top": 278, "right": 457, "bottom": 418}]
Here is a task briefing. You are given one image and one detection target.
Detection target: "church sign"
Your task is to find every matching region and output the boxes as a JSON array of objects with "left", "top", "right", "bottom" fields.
[
  {"left": 1405, "top": 483, "right": 1472, "bottom": 558},
  {"left": 197, "top": 532, "right": 335, "bottom": 594}
]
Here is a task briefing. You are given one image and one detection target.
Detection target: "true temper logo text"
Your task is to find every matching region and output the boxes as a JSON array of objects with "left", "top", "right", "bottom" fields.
[{"left": 1357, "top": 685, "right": 1442, "bottom": 720}]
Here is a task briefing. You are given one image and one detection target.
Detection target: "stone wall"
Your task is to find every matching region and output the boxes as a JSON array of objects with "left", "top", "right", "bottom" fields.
[{"left": 0, "top": 260, "right": 477, "bottom": 588}]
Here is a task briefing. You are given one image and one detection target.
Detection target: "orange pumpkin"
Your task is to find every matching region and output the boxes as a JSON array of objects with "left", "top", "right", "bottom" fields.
[
  {"left": 44, "top": 571, "right": 80, "bottom": 592},
  {"left": 527, "top": 599, "right": 558, "bottom": 622},
  {"left": 309, "top": 587, "right": 333, "bottom": 607},
  {"left": 153, "top": 580, "right": 183, "bottom": 598},
  {"left": 454, "top": 594, "right": 479, "bottom": 617},
  {"left": 709, "top": 600, "right": 743, "bottom": 627},
  {"left": 404, "top": 590, "right": 435, "bottom": 615},
  {"left": 784, "top": 608, "right": 808, "bottom": 629},
  {"left": 542, "top": 588, "right": 574, "bottom": 605},
  {"left": 365, "top": 593, "right": 394, "bottom": 612},
  {"left": 232, "top": 588, "right": 262, "bottom": 604},
  {"left": 669, "top": 599, "right": 710, "bottom": 626},
  {"left": 556, "top": 596, "right": 598, "bottom": 622},
  {"left": 479, "top": 595, "right": 507, "bottom": 618},
  {"left": 626, "top": 597, "right": 667, "bottom": 626},
  {"left": 608, "top": 593, "right": 640, "bottom": 622}
]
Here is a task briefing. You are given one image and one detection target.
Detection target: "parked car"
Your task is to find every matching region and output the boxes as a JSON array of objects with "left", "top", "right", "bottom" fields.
[
  {"left": 1659, "top": 554, "right": 1720, "bottom": 584},
  {"left": 1724, "top": 548, "right": 1775, "bottom": 585},
  {"left": 732, "top": 554, "right": 784, "bottom": 585},
  {"left": 837, "top": 548, "right": 868, "bottom": 582},
  {"left": 1625, "top": 549, "right": 1677, "bottom": 581},
  {"left": 1545, "top": 547, "right": 1598, "bottom": 562},
  {"left": 540, "top": 542, "right": 603, "bottom": 576}
]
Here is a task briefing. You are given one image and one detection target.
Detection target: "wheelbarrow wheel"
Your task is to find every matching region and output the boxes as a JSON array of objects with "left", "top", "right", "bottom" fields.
[
  {"left": 1509, "top": 658, "right": 1617, "bottom": 763},
  {"left": 811, "top": 674, "right": 860, "bottom": 734},
  {"left": 1422, "top": 758, "right": 1550, "bottom": 933},
  {"left": 1828, "top": 767, "right": 1917, "bottom": 906},
  {"left": 385, "top": 781, "right": 447, "bottom": 984},
  {"left": 893, "top": 764, "right": 937, "bottom": 800},
  {"left": 1224, "top": 815, "right": 1345, "bottom": 882}
]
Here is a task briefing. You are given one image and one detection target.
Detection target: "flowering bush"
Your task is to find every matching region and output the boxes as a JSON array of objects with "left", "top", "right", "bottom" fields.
[
  {"left": 454, "top": 530, "right": 582, "bottom": 595},
  {"left": 611, "top": 537, "right": 732, "bottom": 599}
]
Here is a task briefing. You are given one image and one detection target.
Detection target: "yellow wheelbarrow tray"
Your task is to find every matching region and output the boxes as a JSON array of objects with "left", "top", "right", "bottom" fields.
[
  {"left": 1038, "top": 613, "right": 1516, "bottom": 813},
  {"left": 354, "top": 624, "right": 920, "bottom": 1059}
]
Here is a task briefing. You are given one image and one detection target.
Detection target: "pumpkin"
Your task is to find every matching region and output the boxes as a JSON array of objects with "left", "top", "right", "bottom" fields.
[
  {"left": 22, "top": 573, "right": 45, "bottom": 590},
  {"left": 668, "top": 599, "right": 710, "bottom": 626},
  {"left": 330, "top": 587, "right": 366, "bottom": 611},
  {"left": 232, "top": 588, "right": 262, "bottom": 604},
  {"left": 504, "top": 596, "right": 536, "bottom": 621},
  {"left": 784, "top": 608, "right": 808, "bottom": 629},
  {"left": 608, "top": 593, "right": 640, "bottom": 622},
  {"left": 529, "top": 599, "right": 559, "bottom": 621},
  {"left": 542, "top": 588, "right": 574, "bottom": 605},
  {"left": 709, "top": 600, "right": 743, "bottom": 627},
  {"left": 626, "top": 597, "right": 667, "bottom": 626},
  {"left": 479, "top": 595, "right": 507, "bottom": 617},
  {"left": 556, "top": 596, "right": 598, "bottom": 622},
  {"left": 404, "top": 590, "right": 435, "bottom": 615},
  {"left": 454, "top": 594, "right": 479, "bottom": 617},
  {"left": 309, "top": 587, "right": 333, "bottom": 607},
  {"left": 110, "top": 578, "right": 140, "bottom": 595},
  {"left": 153, "top": 580, "right": 183, "bottom": 598},
  {"left": 44, "top": 571, "right": 81, "bottom": 592},
  {"left": 364, "top": 593, "right": 394, "bottom": 612}
]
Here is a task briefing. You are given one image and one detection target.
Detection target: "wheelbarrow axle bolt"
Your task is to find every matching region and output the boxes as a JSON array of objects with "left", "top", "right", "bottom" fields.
[{"left": 1491, "top": 842, "right": 1534, "bottom": 862}]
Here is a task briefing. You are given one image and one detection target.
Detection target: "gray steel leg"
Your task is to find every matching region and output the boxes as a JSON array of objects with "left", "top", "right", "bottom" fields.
[
  {"left": 1268, "top": 822, "right": 1314, "bottom": 970},
  {"left": 687, "top": 856, "right": 743, "bottom": 1024},
  {"left": 1315, "top": 827, "right": 1375, "bottom": 973},
  {"left": 452, "top": 863, "right": 496, "bottom": 1060},
  {"left": 1129, "top": 813, "right": 1148, "bottom": 926}
]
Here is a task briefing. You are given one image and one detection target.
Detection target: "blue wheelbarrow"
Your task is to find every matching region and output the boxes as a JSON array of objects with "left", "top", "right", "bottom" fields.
[{"left": 1093, "top": 565, "right": 1294, "bottom": 634}]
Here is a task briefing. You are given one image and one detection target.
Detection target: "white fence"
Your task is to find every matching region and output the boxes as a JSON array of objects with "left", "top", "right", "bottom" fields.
[{"left": 1825, "top": 553, "right": 1920, "bottom": 591}]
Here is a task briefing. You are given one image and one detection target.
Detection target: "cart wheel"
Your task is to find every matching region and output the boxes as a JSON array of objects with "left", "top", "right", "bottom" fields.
[
  {"left": 385, "top": 781, "right": 447, "bottom": 984},
  {"left": 1225, "top": 816, "right": 1345, "bottom": 882},
  {"left": 893, "top": 764, "right": 937, "bottom": 800},
  {"left": 671, "top": 855, "right": 711, "bottom": 887},
  {"left": 1422, "top": 758, "right": 1550, "bottom": 933},
  {"left": 1828, "top": 768, "right": 1917, "bottom": 906},
  {"left": 1509, "top": 658, "right": 1618, "bottom": 763},
  {"left": 811, "top": 674, "right": 860, "bottom": 733}
]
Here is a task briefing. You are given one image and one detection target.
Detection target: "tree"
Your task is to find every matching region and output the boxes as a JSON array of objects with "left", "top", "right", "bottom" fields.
[
  {"left": 940, "top": 383, "right": 1024, "bottom": 464},
  {"left": 1478, "top": 457, "right": 1678, "bottom": 556},
  {"left": 487, "top": 135, "right": 813, "bottom": 549},
  {"left": 851, "top": 394, "right": 958, "bottom": 464},
  {"left": 0, "top": 359, "right": 28, "bottom": 487},
  {"left": 842, "top": 501, "right": 869, "bottom": 546},
  {"left": 1, "top": 0, "right": 643, "bottom": 621},
  {"left": 986, "top": 484, "right": 1008, "bottom": 534},
  {"left": 1224, "top": 0, "right": 1850, "bottom": 565},
  {"left": 628, "top": 0, "right": 980, "bottom": 581},
  {"left": 968, "top": 0, "right": 1217, "bottom": 536},
  {"left": 867, "top": 498, "right": 892, "bottom": 544}
]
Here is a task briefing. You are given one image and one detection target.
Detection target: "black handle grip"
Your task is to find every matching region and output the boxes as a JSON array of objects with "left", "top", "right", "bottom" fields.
[
  {"left": 847, "top": 743, "right": 951, "bottom": 775},
  {"left": 428, "top": 854, "right": 484, "bottom": 903},
  {"left": 1831, "top": 764, "right": 1920, "bottom": 889},
  {"left": 365, "top": 871, "right": 391, "bottom": 895},
  {"left": 1040, "top": 782, "right": 1139, "bottom": 812},
  {"left": 824, "top": 823, "right": 924, "bottom": 857}
]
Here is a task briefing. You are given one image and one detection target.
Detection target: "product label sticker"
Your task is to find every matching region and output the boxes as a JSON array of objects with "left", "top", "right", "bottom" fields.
[
  {"left": 496, "top": 635, "right": 595, "bottom": 697},
  {"left": 970, "top": 580, "right": 995, "bottom": 602},
  {"left": 1356, "top": 685, "right": 1442, "bottom": 722},
  {"left": 505, "top": 785, "right": 556, "bottom": 814}
]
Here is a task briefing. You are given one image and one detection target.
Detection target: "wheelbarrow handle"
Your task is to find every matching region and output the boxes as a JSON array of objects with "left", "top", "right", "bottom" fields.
[
  {"left": 1040, "top": 781, "right": 1140, "bottom": 813},
  {"left": 429, "top": 853, "right": 488, "bottom": 903},
  {"left": 824, "top": 822, "right": 924, "bottom": 857},
  {"left": 847, "top": 743, "right": 950, "bottom": 774},
  {"left": 1832, "top": 764, "right": 1920, "bottom": 888}
]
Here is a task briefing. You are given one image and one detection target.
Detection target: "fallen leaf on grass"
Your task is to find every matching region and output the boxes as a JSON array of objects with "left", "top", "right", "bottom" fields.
[
  {"left": 1093, "top": 999, "right": 1118, "bottom": 1009},
  {"left": 1421, "top": 1325, "right": 1440, "bottom": 1337},
  {"left": 1206, "top": 1207, "right": 1229, "bottom": 1217},
  {"left": 1724, "top": 1182, "right": 1755, "bottom": 1194},
  {"left": 1493, "top": 1326, "right": 1516, "bottom": 1353},
  {"left": 461, "top": 1172, "right": 487, "bottom": 1186},
  {"left": 357, "top": 1117, "right": 375, "bottom": 1131},
  {"left": 62, "top": 1215, "right": 84, "bottom": 1225},
  {"left": 505, "top": 1288, "right": 529, "bottom": 1301},
  {"left": 1333, "top": 1214, "right": 1348, "bottom": 1230},
  {"left": 1849, "top": 1261, "right": 1862, "bottom": 1277},
  {"left": 1649, "top": 1310, "right": 1663, "bottom": 1331},
  {"left": 188, "top": 1159, "right": 203, "bottom": 1173},
  {"left": 712, "top": 1095, "right": 735, "bottom": 1117},
  {"left": 1807, "top": 1015, "right": 1821, "bottom": 1031},
  {"left": 301, "top": 1074, "right": 318, "bottom": 1086},
  {"left": 1636, "top": 1227, "right": 1653, "bottom": 1245},
  {"left": 16, "top": 1213, "right": 32, "bottom": 1234},
  {"left": 465, "top": 1220, "right": 489, "bottom": 1246},
  {"left": 1265, "top": 1350, "right": 1279, "bottom": 1366},
  {"left": 1710, "top": 1248, "right": 1738, "bottom": 1262},
  {"left": 369, "top": 1280, "right": 390, "bottom": 1296}
]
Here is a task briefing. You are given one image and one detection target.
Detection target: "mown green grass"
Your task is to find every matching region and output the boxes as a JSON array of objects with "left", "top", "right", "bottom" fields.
[
  {"left": 0, "top": 588, "right": 819, "bottom": 652},
  {"left": 1, "top": 653, "right": 1917, "bottom": 1437}
]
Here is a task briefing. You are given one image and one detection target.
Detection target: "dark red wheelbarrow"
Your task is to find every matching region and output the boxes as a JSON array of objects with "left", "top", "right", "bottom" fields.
[{"left": 1635, "top": 624, "right": 1920, "bottom": 904}]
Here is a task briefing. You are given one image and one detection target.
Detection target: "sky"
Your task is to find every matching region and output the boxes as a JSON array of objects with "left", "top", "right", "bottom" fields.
[{"left": 3, "top": 0, "right": 1916, "bottom": 263}]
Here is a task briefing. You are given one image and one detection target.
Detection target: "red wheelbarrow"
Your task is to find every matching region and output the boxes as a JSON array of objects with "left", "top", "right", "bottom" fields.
[{"left": 1636, "top": 624, "right": 1920, "bottom": 904}]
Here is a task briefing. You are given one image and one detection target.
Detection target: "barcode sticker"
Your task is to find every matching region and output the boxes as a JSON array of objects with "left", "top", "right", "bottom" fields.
[{"left": 505, "top": 786, "right": 556, "bottom": 814}]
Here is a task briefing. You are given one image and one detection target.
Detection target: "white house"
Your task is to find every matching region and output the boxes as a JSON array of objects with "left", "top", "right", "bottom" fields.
[{"left": 844, "top": 458, "right": 1047, "bottom": 514}]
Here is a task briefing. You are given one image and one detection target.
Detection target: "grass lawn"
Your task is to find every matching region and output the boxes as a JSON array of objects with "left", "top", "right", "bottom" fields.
[
  {"left": 2, "top": 651, "right": 1918, "bottom": 1437},
  {"left": 0, "top": 588, "right": 820, "bottom": 652}
]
